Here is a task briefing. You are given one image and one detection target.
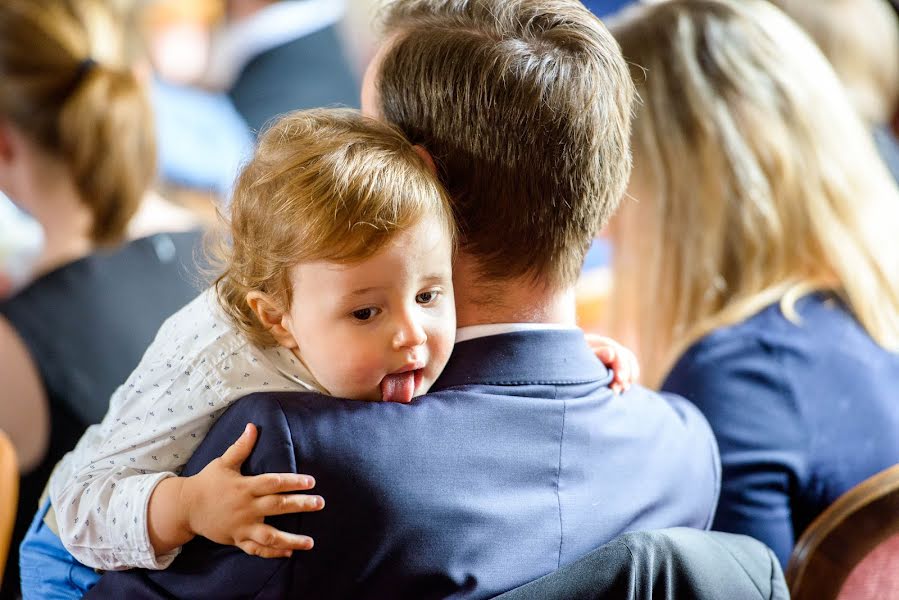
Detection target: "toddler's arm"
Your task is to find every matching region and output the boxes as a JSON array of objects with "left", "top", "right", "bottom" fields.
[
  {"left": 52, "top": 377, "right": 322, "bottom": 569},
  {"left": 49, "top": 366, "right": 218, "bottom": 570},
  {"left": 50, "top": 331, "right": 322, "bottom": 570}
]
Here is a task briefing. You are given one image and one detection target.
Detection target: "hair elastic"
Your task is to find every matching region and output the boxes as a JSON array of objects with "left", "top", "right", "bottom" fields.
[
  {"left": 76, "top": 57, "right": 97, "bottom": 80},
  {"left": 69, "top": 57, "right": 98, "bottom": 94}
]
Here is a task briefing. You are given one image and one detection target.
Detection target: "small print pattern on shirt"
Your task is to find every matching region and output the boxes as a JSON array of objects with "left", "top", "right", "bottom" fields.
[{"left": 49, "top": 288, "right": 326, "bottom": 570}]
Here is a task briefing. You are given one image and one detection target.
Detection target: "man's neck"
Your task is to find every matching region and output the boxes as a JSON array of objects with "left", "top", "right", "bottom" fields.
[{"left": 452, "top": 254, "right": 577, "bottom": 328}]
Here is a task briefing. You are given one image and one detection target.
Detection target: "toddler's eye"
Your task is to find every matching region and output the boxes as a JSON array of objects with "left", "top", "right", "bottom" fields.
[
  {"left": 352, "top": 307, "right": 379, "bottom": 321},
  {"left": 416, "top": 291, "right": 438, "bottom": 304}
]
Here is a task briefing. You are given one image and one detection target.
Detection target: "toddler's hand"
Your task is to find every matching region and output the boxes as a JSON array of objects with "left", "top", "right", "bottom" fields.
[
  {"left": 182, "top": 423, "right": 324, "bottom": 559},
  {"left": 585, "top": 334, "right": 641, "bottom": 394}
]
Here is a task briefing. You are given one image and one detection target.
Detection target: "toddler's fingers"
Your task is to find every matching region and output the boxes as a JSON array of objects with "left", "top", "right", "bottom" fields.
[
  {"left": 250, "top": 472, "right": 316, "bottom": 496},
  {"left": 584, "top": 333, "right": 614, "bottom": 346},
  {"left": 219, "top": 423, "right": 258, "bottom": 470},
  {"left": 237, "top": 540, "right": 293, "bottom": 559},
  {"left": 595, "top": 346, "right": 615, "bottom": 364},
  {"left": 615, "top": 360, "right": 631, "bottom": 390},
  {"left": 257, "top": 493, "right": 325, "bottom": 516},
  {"left": 629, "top": 352, "right": 641, "bottom": 382},
  {"left": 245, "top": 524, "right": 315, "bottom": 552},
  {"left": 617, "top": 348, "right": 639, "bottom": 386},
  {"left": 584, "top": 334, "right": 621, "bottom": 368}
]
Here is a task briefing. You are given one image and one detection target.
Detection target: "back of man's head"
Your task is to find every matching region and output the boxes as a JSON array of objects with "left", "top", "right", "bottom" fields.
[{"left": 376, "top": 0, "right": 634, "bottom": 289}]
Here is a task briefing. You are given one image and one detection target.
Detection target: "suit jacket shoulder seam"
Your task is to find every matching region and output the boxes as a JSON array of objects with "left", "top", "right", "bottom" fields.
[{"left": 555, "top": 385, "right": 565, "bottom": 569}]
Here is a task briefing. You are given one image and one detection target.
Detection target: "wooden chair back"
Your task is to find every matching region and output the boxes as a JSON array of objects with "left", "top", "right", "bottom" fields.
[
  {"left": 0, "top": 430, "right": 18, "bottom": 587},
  {"left": 786, "top": 463, "right": 899, "bottom": 600}
]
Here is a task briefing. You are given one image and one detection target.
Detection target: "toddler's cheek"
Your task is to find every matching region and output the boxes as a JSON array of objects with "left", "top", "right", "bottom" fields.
[
  {"left": 431, "top": 331, "right": 456, "bottom": 370},
  {"left": 344, "top": 359, "right": 388, "bottom": 395}
]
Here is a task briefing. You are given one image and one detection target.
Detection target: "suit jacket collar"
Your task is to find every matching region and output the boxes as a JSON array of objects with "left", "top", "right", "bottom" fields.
[{"left": 433, "top": 329, "right": 612, "bottom": 389}]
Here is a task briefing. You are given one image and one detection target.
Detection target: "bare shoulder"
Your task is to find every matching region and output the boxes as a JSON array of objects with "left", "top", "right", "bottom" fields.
[{"left": 0, "top": 313, "right": 49, "bottom": 470}]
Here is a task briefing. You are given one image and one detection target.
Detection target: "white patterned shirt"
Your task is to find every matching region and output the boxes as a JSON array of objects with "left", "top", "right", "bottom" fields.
[{"left": 48, "top": 288, "right": 327, "bottom": 571}]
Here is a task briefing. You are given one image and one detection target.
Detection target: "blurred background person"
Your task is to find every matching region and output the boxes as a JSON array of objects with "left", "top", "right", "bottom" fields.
[
  {"left": 201, "top": 0, "right": 359, "bottom": 134},
  {"left": 140, "top": 0, "right": 254, "bottom": 204},
  {"left": 135, "top": 0, "right": 372, "bottom": 208},
  {"left": 770, "top": 0, "right": 899, "bottom": 183},
  {"left": 609, "top": 0, "right": 899, "bottom": 567},
  {"left": 0, "top": 1, "right": 205, "bottom": 595}
]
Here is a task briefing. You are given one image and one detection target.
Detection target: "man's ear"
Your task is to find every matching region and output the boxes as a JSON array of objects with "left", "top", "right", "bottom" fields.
[
  {"left": 412, "top": 144, "right": 437, "bottom": 175},
  {"left": 246, "top": 291, "right": 298, "bottom": 349}
]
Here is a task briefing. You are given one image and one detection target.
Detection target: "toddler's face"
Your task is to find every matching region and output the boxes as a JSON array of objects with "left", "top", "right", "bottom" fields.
[{"left": 282, "top": 216, "right": 455, "bottom": 403}]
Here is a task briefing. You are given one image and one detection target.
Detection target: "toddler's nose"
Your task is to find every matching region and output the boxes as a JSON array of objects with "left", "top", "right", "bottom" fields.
[{"left": 392, "top": 313, "right": 427, "bottom": 350}]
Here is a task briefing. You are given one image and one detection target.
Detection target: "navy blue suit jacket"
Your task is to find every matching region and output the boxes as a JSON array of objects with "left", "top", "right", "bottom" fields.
[
  {"left": 90, "top": 330, "right": 720, "bottom": 599},
  {"left": 663, "top": 293, "right": 899, "bottom": 566}
]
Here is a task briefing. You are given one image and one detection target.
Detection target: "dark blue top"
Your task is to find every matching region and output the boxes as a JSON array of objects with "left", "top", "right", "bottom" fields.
[
  {"left": 663, "top": 293, "right": 899, "bottom": 567},
  {"left": 229, "top": 25, "right": 358, "bottom": 136},
  {"left": 90, "top": 329, "right": 720, "bottom": 600},
  {"left": 0, "top": 231, "right": 204, "bottom": 599}
]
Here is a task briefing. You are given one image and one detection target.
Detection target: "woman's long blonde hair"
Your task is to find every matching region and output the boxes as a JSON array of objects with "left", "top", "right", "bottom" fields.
[
  {"left": 770, "top": 0, "right": 899, "bottom": 127},
  {"left": 609, "top": 0, "right": 899, "bottom": 387}
]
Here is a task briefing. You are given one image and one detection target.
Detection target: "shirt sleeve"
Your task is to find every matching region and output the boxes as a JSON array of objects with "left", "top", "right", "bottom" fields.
[
  {"left": 84, "top": 394, "right": 301, "bottom": 599},
  {"left": 662, "top": 336, "right": 809, "bottom": 567},
  {"left": 50, "top": 358, "right": 229, "bottom": 570}
]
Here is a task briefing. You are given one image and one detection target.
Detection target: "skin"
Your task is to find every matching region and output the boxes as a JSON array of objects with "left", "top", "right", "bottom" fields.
[{"left": 249, "top": 215, "right": 456, "bottom": 402}]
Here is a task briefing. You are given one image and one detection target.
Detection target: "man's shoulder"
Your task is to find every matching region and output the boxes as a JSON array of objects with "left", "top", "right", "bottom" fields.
[
  {"left": 612, "top": 385, "right": 720, "bottom": 498},
  {"left": 216, "top": 390, "right": 336, "bottom": 433},
  {"left": 184, "top": 391, "right": 331, "bottom": 476},
  {"left": 620, "top": 383, "right": 712, "bottom": 428}
]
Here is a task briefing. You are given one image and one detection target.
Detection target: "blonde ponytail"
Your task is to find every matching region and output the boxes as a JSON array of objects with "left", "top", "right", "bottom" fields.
[
  {"left": 0, "top": 0, "right": 155, "bottom": 245},
  {"left": 58, "top": 61, "right": 155, "bottom": 244}
]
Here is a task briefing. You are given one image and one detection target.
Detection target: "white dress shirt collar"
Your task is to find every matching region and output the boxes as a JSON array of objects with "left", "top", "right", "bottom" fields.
[{"left": 455, "top": 323, "right": 578, "bottom": 344}]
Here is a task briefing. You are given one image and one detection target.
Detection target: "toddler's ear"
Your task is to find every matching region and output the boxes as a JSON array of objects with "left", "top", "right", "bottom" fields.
[
  {"left": 413, "top": 144, "right": 437, "bottom": 174},
  {"left": 246, "top": 291, "right": 298, "bottom": 349}
]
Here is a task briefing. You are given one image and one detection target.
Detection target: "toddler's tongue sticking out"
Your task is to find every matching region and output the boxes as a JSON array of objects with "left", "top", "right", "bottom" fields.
[{"left": 380, "top": 369, "right": 422, "bottom": 403}]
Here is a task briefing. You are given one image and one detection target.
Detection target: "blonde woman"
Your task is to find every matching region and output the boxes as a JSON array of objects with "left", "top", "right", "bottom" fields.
[{"left": 610, "top": 0, "right": 899, "bottom": 566}]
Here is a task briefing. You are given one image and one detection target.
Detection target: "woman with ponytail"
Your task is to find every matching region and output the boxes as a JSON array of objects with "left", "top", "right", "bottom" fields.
[{"left": 0, "top": 1, "right": 203, "bottom": 593}]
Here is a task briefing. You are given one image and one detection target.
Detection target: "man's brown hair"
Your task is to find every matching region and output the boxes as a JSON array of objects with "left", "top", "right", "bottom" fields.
[{"left": 377, "top": 0, "right": 634, "bottom": 288}]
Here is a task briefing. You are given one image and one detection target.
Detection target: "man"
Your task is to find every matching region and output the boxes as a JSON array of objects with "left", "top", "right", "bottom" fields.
[{"left": 89, "top": 1, "right": 720, "bottom": 597}]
